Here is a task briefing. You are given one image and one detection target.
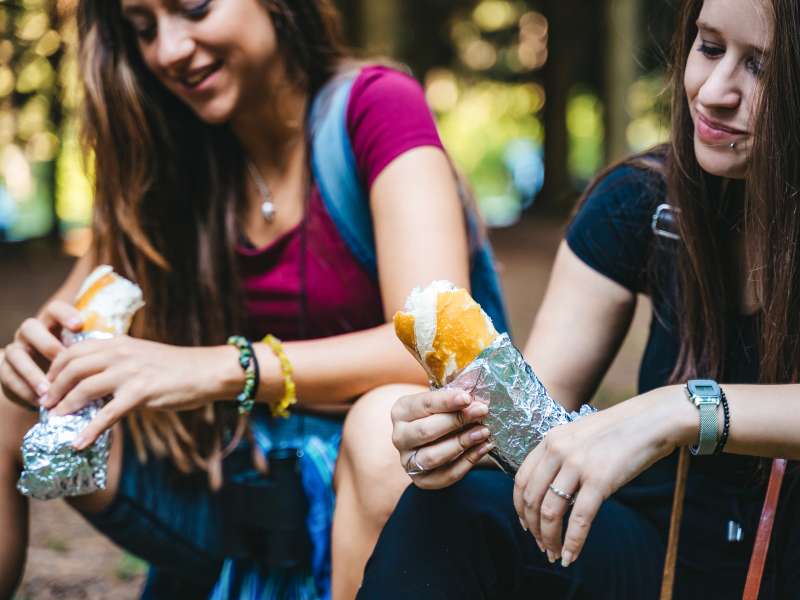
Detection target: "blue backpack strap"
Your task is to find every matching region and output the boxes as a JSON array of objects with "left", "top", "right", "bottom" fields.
[
  {"left": 309, "top": 73, "right": 377, "bottom": 277},
  {"left": 309, "top": 73, "right": 510, "bottom": 335}
]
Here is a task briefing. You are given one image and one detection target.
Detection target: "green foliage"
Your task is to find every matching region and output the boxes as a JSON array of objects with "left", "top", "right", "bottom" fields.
[{"left": 115, "top": 552, "right": 148, "bottom": 582}]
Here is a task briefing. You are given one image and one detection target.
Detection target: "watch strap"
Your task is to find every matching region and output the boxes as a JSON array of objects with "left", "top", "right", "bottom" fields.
[{"left": 691, "top": 401, "right": 719, "bottom": 455}]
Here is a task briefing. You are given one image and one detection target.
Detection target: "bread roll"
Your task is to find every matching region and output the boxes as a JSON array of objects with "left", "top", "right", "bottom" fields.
[{"left": 394, "top": 280, "right": 498, "bottom": 387}]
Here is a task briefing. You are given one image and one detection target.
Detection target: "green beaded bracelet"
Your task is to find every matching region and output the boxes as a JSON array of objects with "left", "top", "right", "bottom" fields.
[{"left": 227, "top": 335, "right": 259, "bottom": 415}]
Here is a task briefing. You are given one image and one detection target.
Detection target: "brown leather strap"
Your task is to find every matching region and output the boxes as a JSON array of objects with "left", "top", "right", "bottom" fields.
[
  {"left": 742, "top": 458, "right": 787, "bottom": 600},
  {"left": 660, "top": 447, "right": 690, "bottom": 600}
]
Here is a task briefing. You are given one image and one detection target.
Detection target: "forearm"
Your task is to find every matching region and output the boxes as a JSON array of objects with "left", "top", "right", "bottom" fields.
[
  {"left": 207, "top": 323, "right": 426, "bottom": 408},
  {"left": 650, "top": 384, "right": 800, "bottom": 460}
]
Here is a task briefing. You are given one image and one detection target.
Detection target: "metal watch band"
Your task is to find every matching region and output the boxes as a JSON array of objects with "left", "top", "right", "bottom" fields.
[{"left": 691, "top": 401, "right": 719, "bottom": 456}]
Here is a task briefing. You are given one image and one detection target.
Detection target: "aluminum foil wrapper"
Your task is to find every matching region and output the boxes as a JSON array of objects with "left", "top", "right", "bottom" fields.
[
  {"left": 17, "top": 331, "right": 114, "bottom": 500},
  {"left": 444, "top": 333, "right": 596, "bottom": 475}
]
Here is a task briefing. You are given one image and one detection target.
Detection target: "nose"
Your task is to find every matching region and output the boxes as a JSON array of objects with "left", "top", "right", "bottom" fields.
[
  {"left": 697, "top": 58, "right": 741, "bottom": 110},
  {"left": 154, "top": 17, "right": 195, "bottom": 75}
]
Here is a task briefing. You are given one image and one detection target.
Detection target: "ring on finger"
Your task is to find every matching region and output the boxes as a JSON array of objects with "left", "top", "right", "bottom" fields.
[
  {"left": 547, "top": 483, "right": 576, "bottom": 505},
  {"left": 405, "top": 449, "right": 427, "bottom": 476}
]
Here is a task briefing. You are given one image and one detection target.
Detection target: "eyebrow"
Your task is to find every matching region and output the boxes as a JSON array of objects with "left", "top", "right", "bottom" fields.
[{"left": 696, "top": 20, "right": 768, "bottom": 56}]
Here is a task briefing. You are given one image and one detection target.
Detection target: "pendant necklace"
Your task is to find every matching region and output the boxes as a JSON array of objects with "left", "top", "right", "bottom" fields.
[{"left": 247, "top": 160, "right": 276, "bottom": 223}]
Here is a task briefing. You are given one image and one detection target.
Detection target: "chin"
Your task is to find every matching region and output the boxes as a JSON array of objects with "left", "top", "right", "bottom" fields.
[{"left": 693, "top": 137, "right": 747, "bottom": 180}]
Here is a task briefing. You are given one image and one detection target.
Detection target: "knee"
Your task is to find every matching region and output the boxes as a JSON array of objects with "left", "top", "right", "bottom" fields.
[{"left": 338, "top": 384, "right": 424, "bottom": 522}]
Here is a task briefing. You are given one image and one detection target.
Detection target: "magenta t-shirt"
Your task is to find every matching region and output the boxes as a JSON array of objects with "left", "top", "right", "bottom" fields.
[{"left": 237, "top": 66, "right": 444, "bottom": 341}]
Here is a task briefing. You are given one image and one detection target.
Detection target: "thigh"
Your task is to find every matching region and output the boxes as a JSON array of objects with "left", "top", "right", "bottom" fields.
[{"left": 360, "top": 470, "right": 665, "bottom": 600}]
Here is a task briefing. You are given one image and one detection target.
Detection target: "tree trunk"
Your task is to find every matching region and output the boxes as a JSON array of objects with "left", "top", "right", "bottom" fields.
[{"left": 604, "top": 0, "right": 640, "bottom": 163}]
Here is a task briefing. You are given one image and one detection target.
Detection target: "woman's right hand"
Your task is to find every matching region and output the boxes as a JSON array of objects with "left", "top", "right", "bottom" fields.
[
  {"left": 1, "top": 300, "right": 83, "bottom": 409},
  {"left": 391, "top": 388, "right": 495, "bottom": 489}
]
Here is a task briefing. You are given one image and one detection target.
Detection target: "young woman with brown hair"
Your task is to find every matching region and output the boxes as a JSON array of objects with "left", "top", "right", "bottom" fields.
[
  {"left": 359, "top": 0, "right": 800, "bottom": 597},
  {"left": 0, "top": 0, "right": 506, "bottom": 598}
]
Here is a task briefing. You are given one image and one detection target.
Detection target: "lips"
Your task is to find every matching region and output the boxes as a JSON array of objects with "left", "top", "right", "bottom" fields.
[
  {"left": 179, "top": 61, "right": 222, "bottom": 90},
  {"left": 695, "top": 112, "right": 748, "bottom": 144}
]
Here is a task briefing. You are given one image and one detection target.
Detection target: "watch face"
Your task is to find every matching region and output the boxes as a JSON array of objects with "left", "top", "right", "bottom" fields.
[{"left": 687, "top": 379, "right": 720, "bottom": 398}]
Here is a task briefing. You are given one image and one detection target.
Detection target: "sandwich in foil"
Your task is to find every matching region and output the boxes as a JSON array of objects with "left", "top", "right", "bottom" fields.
[
  {"left": 17, "top": 266, "right": 145, "bottom": 500},
  {"left": 394, "top": 280, "right": 594, "bottom": 475}
]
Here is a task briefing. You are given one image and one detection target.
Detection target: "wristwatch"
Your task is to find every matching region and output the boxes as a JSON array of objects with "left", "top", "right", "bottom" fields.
[{"left": 685, "top": 379, "right": 721, "bottom": 455}]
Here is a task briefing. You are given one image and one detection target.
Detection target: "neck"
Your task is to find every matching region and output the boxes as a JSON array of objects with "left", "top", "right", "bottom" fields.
[{"left": 231, "top": 61, "right": 309, "bottom": 172}]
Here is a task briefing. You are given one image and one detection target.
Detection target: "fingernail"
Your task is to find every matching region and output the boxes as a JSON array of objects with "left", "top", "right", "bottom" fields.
[
  {"left": 535, "top": 539, "right": 545, "bottom": 553},
  {"left": 470, "top": 428, "right": 490, "bottom": 442},
  {"left": 473, "top": 403, "right": 489, "bottom": 416},
  {"left": 518, "top": 517, "right": 528, "bottom": 532},
  {"left": 38, "top": 394, "right": 49, "bottom": 407},
  {"left": 68, "top": 317, "right": 83, "bottom": 329},
  {"left": 546, "top": 551, "right": 556, "bottom": 564},
  {"left": 73, "top": 435, "right": 88, "bottom": 450},
  {"left": 479, "top": 441, "right": 495, "bottom": 456},
  {"left": 36, "top": 382, "right": 49, "bottom": 396},
  {"left": 458, "top": 392, "right": 471, "bottom": 405},
  {"left": 561, "top": 550, "right": 574, "bottom": 568}
]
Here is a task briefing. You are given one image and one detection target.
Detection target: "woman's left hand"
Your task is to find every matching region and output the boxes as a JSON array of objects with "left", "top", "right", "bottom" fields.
[
  {"left": 512, "top": 385, "right": 695, "bottom": 566},
  {"left": 43, "top": 336, "right": 231, "bottom": 450}
]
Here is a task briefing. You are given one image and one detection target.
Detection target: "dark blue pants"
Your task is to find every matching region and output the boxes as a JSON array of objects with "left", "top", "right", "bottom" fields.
[{"left": 358, "top": 465, "right": 800, "bottom": 599}]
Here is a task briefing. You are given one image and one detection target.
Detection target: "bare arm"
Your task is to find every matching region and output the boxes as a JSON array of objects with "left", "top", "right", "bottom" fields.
[{"left": 522, "top": 241, "right": 637, "bottom": 411}]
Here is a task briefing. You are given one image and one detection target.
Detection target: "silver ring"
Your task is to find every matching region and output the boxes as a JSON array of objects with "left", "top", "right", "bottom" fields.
[
  {"left": 548, "top": 483, "right": 576, "bottom": 505},
  {"left": 405, "top": 450, "right": 426, "bottom": 476}
]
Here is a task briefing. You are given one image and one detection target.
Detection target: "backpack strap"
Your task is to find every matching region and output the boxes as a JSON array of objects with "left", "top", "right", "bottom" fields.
[{"left": 309, "top": 73, "right": 377, "bottom": 277}]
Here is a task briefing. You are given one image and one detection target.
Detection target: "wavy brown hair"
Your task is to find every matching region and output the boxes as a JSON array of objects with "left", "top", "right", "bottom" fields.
[{"left": 77, "top": 0, "right": 347, "bottom": 485}]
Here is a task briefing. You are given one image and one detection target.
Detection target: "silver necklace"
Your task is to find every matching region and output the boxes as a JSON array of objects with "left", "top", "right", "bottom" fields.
[{"left": 246, "top": 160, "right": 276, "bottom": 223}]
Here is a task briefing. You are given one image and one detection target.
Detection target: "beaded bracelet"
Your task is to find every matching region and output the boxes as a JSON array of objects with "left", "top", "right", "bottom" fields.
[
  {"left": 714, "top": 389, "right": 730, "bottom": 455},
  {"left": 227, "top": 335, "right": 259, "bottom": 415},
  {"left": 262, "top": 334, "right": 296, "bottom": 418}
]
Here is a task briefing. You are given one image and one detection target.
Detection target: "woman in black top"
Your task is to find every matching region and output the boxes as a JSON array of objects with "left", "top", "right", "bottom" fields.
[{"left": 358, "top": 0, "right": 800, "bottom": 597}]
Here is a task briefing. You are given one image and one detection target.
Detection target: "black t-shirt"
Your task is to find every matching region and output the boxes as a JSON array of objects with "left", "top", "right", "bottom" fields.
[{"left": 565, "top": 163, "right": 781, "bottom": 576}]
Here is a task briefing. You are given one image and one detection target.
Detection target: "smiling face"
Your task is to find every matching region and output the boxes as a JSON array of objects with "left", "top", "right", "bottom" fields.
[
  {"left": 683, "top": 0, "right": 773, "bottom": 179},
  {"left": 120, "top": 0, "right": 283, "bottom": 124}
]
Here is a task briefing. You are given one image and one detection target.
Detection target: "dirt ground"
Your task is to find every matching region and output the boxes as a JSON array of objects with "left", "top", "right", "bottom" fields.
[{"left": 1, "top": 216, "right": 651, "bottom": 599}]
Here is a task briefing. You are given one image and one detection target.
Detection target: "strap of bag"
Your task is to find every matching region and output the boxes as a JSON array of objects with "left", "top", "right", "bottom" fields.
[
  {"left": 308, "top": 73, "right": 376, "bottom": 275},
  {"left": 742, "top": 458, "right": 787, "bottom": 600}
]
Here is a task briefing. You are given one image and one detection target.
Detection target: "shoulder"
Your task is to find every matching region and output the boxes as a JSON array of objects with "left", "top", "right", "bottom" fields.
[
  {"left": 566, "top": 160, "right": 668, "bottom": 292},
  {"left": 583, "top": 161, "right": 666, "bottom": 218},
  {"left": 347, "top": 65, "right": 427, "bottom": 112}
]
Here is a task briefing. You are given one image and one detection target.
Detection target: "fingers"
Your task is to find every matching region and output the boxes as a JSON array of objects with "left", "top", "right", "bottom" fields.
[
  {"left": 74, "top": 395, "right": 135, "bottom": 451},
  {"left": 410, "top": 439, "right": 495, "bottom": 490},
  {"left": 47, "top": 339, "right": 106, "bottom": 384},
  {"left": 43, "top": 352, "right": 108, "bottom": 411},
  {"left": 0, "top": 357, "right": 39, "bottom": 409},
  {"left": 538, "top": 471, "right": 579, "bottom": 560},
  {"left": 49, "top": 371, "right": 117, "bottom": 417},
  {"left": 38, "top": 300, "right": 83, "bottom": 332},
  {"left": 519, "top": 453, "right": 560, "bottom": 543},
  {"left": 560, "top": 486, "right": 604, "bottom": 567},
  {"left": 15, "top": 318, "right": 64, "bottom": 363},
  {"left": 3, "top": 343, "right": 49, "bottom": 401},
  {"left": 406, "top": 424, "right": 491, "bottom": 472},
  {"left": 392, "top": 401, "right": 488, "bottom": 452},
  {"left": 391, "top": 389, "right": 473, "bottom": 423}
]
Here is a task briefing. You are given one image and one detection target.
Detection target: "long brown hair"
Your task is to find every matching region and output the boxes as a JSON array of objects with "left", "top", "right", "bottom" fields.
[
  {"left": 575, "top": 0, "right": 800, "bottom": 387},
  {"left": 77, "top": 0, "right": 348, "bottom": 482},
  {"left": 668, "top": 0, "right": 800, "bottom": 385}
]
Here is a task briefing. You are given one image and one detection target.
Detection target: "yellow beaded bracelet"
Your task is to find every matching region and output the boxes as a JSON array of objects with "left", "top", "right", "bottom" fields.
[{"left": 262, "top": 334, "right": 297, "bottom": 418}]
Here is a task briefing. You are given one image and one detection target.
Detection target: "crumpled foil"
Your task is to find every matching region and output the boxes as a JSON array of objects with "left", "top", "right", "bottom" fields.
[
  {"left": 17, "top": 331, "right": 113, "bottom": 500},
  {"left": 444, "top": 334, "right": 595, "bottom": 475}
]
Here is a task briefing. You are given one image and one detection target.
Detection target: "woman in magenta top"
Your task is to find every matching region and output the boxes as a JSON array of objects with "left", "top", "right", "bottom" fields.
[{"left": 0, "top": 2, "right": 501, "bottom": 599}]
